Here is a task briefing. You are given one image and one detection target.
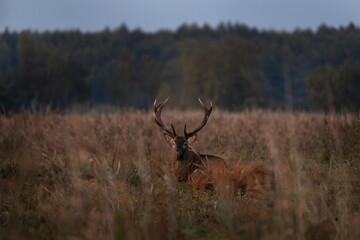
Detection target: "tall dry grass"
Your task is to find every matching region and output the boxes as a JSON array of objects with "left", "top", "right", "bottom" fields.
[{"left": 0, "top": 110, "right": 359, "bottom": 239}]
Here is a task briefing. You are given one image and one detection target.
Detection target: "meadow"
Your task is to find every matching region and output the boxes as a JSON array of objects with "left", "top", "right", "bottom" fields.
[{"left": 0, "top": 109, "right": 359, "bottom": 239}]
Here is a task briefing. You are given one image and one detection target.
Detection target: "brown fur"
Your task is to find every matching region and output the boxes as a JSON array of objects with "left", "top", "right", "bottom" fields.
[
  {"left": 230, "top": 160, "right": 274, "bottom": 195},
  {"left": 171, "top": 143, "right": 274, "bottom": 195}
]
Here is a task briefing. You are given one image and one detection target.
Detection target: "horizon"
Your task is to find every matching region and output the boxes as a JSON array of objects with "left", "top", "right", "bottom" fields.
[
  {"left": 1, "top": 21, "right": 358, "bottom": 35},
  {"left": 1, "top": 0, "right": 360, "bottom": 34}
]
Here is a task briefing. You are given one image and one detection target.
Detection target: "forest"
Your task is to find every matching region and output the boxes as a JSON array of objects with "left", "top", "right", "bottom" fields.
[{"left": 1, "top": 22, "right": 360, "bottom": 112}]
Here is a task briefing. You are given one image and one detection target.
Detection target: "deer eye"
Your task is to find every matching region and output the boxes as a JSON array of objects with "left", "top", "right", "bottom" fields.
[{"left": 182, "top": 143, "right": 188, "bottom": 149}]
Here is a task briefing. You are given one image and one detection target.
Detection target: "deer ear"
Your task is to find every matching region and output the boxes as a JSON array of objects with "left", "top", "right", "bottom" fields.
[
  {"left": 187, "top": 134, "right": 197, "bottom": 143},
  {"left": 163, "top": 133, "right": 174, "bottom": 145}
]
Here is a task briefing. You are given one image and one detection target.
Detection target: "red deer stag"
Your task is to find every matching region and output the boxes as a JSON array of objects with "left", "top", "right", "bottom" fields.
[{"left": 154, "top": 98, "right": 274, "bottom": 195}]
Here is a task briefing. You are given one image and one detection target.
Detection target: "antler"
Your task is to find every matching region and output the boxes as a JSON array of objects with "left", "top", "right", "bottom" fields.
[
  {"left": 154, "top": 97, "right": 177, "bottom": 136},
  {"left": 184, "top": 98, "right": 213, "bottom": 138}
]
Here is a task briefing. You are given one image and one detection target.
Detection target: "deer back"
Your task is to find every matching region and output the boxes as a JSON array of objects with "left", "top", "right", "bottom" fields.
[{"left": 230, "top": 160, "right": 274, "bottom": 195}]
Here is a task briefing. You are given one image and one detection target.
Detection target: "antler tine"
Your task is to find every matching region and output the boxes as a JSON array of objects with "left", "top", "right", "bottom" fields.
[
  {"left": 153, "top": 97, "right": 177, "bottom": 136},
  {"left": 153, "top": 97, "right": 169, "bottom": 111},
  {"left": 171, "top": 123, "right": 177, "bottom": 136},
  {"left": 184, "top": 98, "right": 213, "bottom": 138},
  {"left": 198, "top": 97, "right": 213, "bottom": 111}
]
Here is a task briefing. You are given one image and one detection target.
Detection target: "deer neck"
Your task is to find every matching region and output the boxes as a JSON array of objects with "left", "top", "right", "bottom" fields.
[{"left": 172, "top": 147, "right": 202, "bottom": 182}]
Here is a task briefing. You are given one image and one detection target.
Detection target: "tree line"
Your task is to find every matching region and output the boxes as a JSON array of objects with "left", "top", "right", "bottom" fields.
[{"left": 0, "top": 23, "right": 359, "bottom": 112}]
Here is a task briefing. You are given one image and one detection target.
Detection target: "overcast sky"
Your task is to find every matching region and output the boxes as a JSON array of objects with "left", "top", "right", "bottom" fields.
[{"left": 1, "top": 0, "right": 359, "bottom": 33}]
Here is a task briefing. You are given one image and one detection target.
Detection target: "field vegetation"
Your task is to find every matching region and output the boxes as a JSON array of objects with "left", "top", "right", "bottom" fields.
[{"left": 0, "top": 110, "right": 359, "bottom": 239}]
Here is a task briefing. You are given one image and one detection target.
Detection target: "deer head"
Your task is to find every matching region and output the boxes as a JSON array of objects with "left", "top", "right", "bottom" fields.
[{"left": 153, "top": 97, "right": 213, "bottom": 160}]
